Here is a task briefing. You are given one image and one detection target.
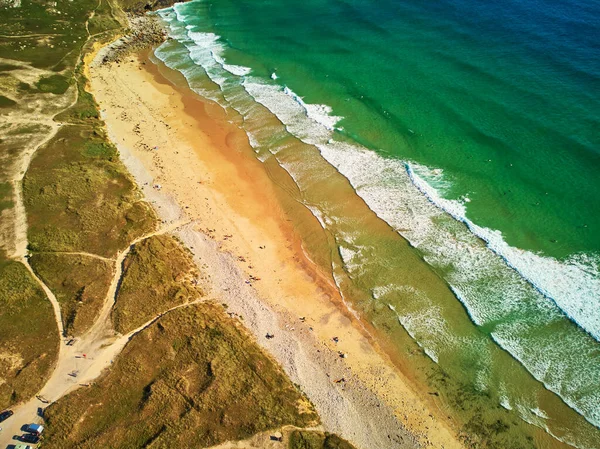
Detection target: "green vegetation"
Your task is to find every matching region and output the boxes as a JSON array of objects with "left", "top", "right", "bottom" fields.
[
  {"left": 88, "top": 0, "right": 122, "bottom": 35},
  {"left": 29, "top": 253, "right": 114, "bottom": 336},
  {"left": 0, "top": 259, "right": 59, "bottom": 409},
  {"left": 0, "top": 182, "right": 13, "bottom": 212},
  {"left": 288, "top": 431, "right": 357, "bottom": 449},
  {"left": 0, "top": 0, "right": 97, "bottom": 70},
  {"left": 35, "top": 74, "right": 70, "bottom": 94},
  {"left": 0, "top": 95, "right": 17, "bottom": 107},
  {"left": 23, "top": 124, "right": 156, "bottom": 258},
  {"left": 0, "top": 63, "right": 19, "bottom": 71},
  {"left": 43, "top": 303, "right": 319, "bottom": 448},
  {"left": 55, "top": 64, "right": 100, "bottom": 122},
  {"left": 113, "top": 235, "right": 202, "bottom": 334}
]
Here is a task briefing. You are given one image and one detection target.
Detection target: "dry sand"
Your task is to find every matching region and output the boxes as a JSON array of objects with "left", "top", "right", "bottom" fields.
[{"left": 87, "top": 42, "right": 464, "bottom": 449}]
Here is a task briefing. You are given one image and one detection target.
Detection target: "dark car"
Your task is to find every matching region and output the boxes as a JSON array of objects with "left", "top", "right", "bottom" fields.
[
  {"left": 21, "top": 433, "right": 40, "bottom": 444},
  {"left": 0, "top": 409, "right": 13, "bottom": 422}
]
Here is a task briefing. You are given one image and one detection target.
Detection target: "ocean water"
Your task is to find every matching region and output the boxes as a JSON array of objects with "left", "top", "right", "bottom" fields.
[{"left": 152, "top": 0, "right": 600, "bottom": 447}]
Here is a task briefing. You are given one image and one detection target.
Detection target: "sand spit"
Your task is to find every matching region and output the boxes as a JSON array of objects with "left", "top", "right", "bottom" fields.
[{"left": 88, "top": 32, "right": 464, "bottom": 449}]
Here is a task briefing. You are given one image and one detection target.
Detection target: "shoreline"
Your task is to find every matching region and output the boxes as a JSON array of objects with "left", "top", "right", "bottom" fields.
[{"left": 88, "top": 39, "right": 464, "bottom": 449}]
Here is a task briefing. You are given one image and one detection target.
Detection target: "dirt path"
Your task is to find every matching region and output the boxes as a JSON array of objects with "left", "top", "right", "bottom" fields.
[
  {"left": 32, "top": 251, "right": 116, "bottom": 262},
  {"left": 206, "top": 425, "right": 325, "bottom": 449}
]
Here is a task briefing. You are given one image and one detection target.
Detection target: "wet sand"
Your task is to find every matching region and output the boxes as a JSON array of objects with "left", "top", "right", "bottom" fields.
[{"left": 88, "top": 41, "right": 464, "bottom": 449}]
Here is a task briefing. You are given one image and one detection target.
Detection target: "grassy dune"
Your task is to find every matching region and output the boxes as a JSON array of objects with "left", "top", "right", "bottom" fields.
[
  {"left": 0, "top": 260, "right": 59, "bottom": 409},
  {"left": 29, "top": 253, "right": 114, "bottom": 336},
  {"left": 43, "top": 303, "right": 319, "bottom": 448},
  {"left": 112, "top": 235, "right": 203, "bottom": 334},
  {"left": 24, "top": 124, "right": 156, "bottom": 258}
]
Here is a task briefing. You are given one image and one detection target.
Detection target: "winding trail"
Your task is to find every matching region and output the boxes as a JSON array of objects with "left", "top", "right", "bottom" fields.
[{"left": 31, "top": 251, "right": 116, "bottom": 263}]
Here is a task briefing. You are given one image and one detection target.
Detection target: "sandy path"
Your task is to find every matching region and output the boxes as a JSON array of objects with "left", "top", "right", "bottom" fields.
[
  {"left": 33, "top": 251, "right": 116, "bottom": 262},
  {"left": 87, "top": 42, "right": 465, "bottom": 449}
]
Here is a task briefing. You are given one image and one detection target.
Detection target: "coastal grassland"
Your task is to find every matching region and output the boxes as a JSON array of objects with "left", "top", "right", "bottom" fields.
[
  {"left": 0, "top": 0, "right": 101, "bottom": 71},
  {"left": 112, "top": 235, "right": 203, "bottom": 334},
  {"left": 54, "top": 63, "right": 101, "bottom": 123},
  {"left": 43, "top": 303, "right": 319, "bottom": 448},
  {"left": 0, "top": 259, "right": 59, "bottom": 409},
  {"left": 288, "top": 431, "right": 357, "bottom": 449},
  {"left": 0, "top": 182, "right": 13, "bottom": 213},
  {"left": 88, "top": 0, "right": 122, "bottom": 36},
  {"left": 0, "top": 0, "right": 150, "bottom": 409},
  {"left": 29, "top": 253, "right": 114, "bottom": 336},
  {"left": 0, "top": 0, "right": 164, "bottom": 416},
  {"left": 23, "top": 124, "right": 156, "bottom": 257}
]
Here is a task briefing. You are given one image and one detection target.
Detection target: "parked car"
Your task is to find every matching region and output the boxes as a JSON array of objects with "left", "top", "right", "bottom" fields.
[
  {"left": 26, "top": 423, "right": 44, "bottom": 435},
  {"left": 21, "top": 433, "right": 41, "bottom": 444},
  {"left": 14, "top": 444, "right": 34, "bottom": 449},
  {"left": 0, "top": 409, "right": 13, "bottom": 422}
]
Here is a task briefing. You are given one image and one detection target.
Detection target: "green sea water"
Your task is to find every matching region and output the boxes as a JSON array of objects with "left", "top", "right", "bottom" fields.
[{"left": 152, "top": 0, "right": 600, "bottom": 447}]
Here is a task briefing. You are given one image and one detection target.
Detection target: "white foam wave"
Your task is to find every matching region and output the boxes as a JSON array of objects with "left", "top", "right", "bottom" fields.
[
  {"left": 222, "top": 63, "right": 251, "bottom": 76},
  {"left": 283, "top": 86, "right": 342, "bottom": 130},
  {"left": 408, "top": 163, "right": 600, "bottom": 341}
]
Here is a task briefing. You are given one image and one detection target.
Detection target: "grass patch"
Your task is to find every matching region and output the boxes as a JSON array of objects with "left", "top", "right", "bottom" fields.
[
  {"left": 29, "top": 253, "right": 114, "bottom": 336},
  {"left": 0, "top": 63, "right": 19, "bottom": 71},
  {"left": 55, "top": 64, "right": 100, "bottom": 122},
  {"left": 17, "top": 81, "right": 33, "bottom": 92},
  {"left": 82, "top": 140, "right": 118, "bottom": 159},
  {"left": 35, "top": 74, "right": 70, "bottom": 94},
  {"left": 0, "top": 0, "right": 97, "bottom": 69},
  {"left": 43, "top": 303, "right": 319, "bottom": 448},
  {"left": 0, "top": 95, "right": 17, "bottom": 107},
  {"left": 0, "top": 182, "right": 13, "bottom": 212},
  {"left": 288, "top": 431, "right": 357, "bottom": 449},
  {"left": 112, "top": 235, "right": 202, "bottom": 334},
  {"left": 88, "top": 0, "right": 122, "bottom": 35},
  {"left": 0, "top": 259, "right": 59, "bottom": 409},
  {"left": 23, "top": 125, "right": 157, "bottom": 257}
]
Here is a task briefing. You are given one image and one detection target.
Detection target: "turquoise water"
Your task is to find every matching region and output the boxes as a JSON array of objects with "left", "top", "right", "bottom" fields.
[{"left": 153, "top": 0, "right": 600, "bottom": 446}]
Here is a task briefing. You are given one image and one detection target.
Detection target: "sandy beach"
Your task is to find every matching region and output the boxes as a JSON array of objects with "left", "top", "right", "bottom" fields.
[{"left": 88, "top": 42, "right": 464, "bottom": 449}]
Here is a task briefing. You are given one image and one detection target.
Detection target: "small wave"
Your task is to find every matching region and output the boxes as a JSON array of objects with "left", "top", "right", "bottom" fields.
[
  {"left": 407, "top": 163, "right": 600, "bottom": 341},
  {"left": 283, "top": 86, "right": 342, "bottom": 131}
]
